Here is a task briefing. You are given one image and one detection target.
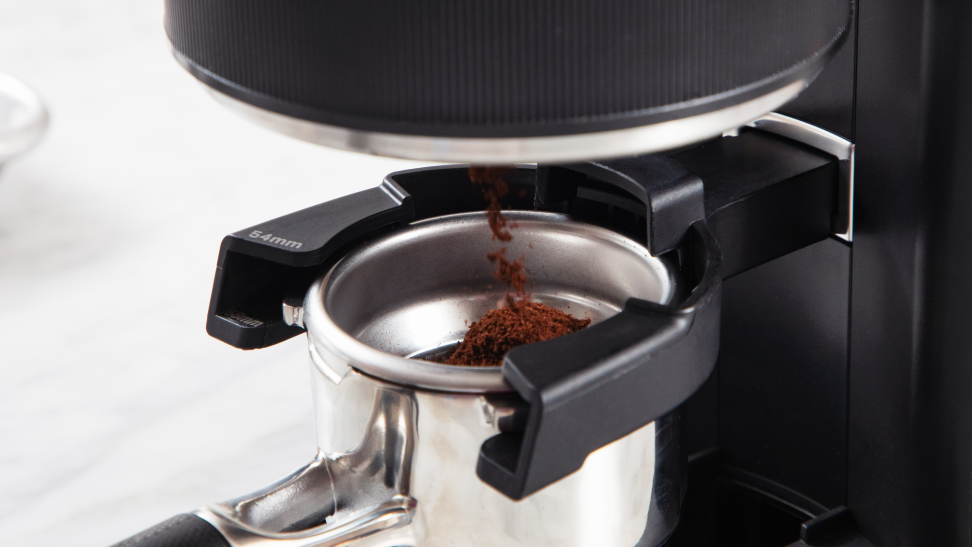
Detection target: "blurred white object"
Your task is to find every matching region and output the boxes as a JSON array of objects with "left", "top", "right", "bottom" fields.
[{"left": 0, "top": 73, "right": 47, "bottom": 166}]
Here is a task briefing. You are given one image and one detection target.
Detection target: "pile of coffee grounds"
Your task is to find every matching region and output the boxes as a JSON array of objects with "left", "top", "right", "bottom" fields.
[{"left": 446, "top": 302, "right": 591, "bottom": 367}]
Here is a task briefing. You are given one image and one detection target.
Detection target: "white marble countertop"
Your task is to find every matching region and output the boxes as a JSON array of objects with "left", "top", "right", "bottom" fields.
[{"left": 0, "top": 2, "right": 429, "bottom": 545}]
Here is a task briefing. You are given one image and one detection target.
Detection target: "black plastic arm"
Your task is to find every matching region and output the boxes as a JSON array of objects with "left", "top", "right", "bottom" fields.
[
  {"left": 205, "top": 166, "right": 540, "bottom": 350},
  {"left": 206, "top": 179, "right": 415, "bottom": 349},
  {"left": 477, "top": 222, "right": 722, "bottom": 499},
  {"left": 109, "top": 514, "right": 229, "bottom": 547},
  {"left": 537, "top": 130, "right": 840, "bottom": 279},
  {"left": 537, "top": 155, "right": 704, "bottom": 256},
  {"left": 668, "top": 129, "right": 839, "bottom": 278}
]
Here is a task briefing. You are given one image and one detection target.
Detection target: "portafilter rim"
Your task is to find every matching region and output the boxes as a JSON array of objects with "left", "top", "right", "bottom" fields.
[{"left": 302, "top": 211, "right": 675, "bottom": 393}]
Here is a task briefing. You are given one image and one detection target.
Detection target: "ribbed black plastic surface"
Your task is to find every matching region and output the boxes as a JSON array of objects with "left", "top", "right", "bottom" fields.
[
  {"left": 110, "top": 514, "right": 229, "bottom": 547},
  {"left": 164, "top": 0, "right": 852, "bottom": 138}
]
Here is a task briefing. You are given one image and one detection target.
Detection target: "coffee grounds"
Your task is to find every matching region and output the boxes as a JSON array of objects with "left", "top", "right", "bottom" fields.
[
  {"left": 446, "top": 302, "right": 592, "bottom": 367},
  {"left": 435, "top": 166, "right": 592, "bottom": 367},
  {"left": 468, "top": 166, "right": 513, "bottom": 242},
  {"left": 488, "top": 248, "right": 527, "bottom": 305},
  {"left": 469, "top": 166, "right": 526, "bottom": 304}
]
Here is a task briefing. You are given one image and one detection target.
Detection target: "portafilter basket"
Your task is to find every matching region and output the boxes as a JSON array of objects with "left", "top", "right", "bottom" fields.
[{"left": 306, "top": 211, "right": 678, "bottom": 392}]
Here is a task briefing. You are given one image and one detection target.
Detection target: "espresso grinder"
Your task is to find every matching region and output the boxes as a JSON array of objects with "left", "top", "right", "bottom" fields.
[{"left": 113, "top": 0, "right": 972, "bottom": 545}]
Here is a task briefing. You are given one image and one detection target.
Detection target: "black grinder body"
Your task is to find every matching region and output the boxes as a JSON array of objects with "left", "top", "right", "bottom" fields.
[{"left": 124, "top": 0, "right": 972, "bottom": 546}]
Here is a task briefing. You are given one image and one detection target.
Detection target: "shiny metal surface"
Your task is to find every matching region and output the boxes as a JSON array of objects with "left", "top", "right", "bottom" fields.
[
  {"left": 748, "top": 113, "right": 852, "bottom": 160},
  {"left": 479, "top": 394, "right": 529, "bottom": 433},
  {"left": 302, "top": 211, "right": 676, "bottom": 392},
  {"left": 203, "top": 79, "right": 808, "bottom": 164},
  {"left": 198, "top": 356, "right": 682, "bottom": 547},
  {"left": 282, "top": 301, "right": 304, "bottom": 328},
  {"left": 197, "top": 385, "right": 417, "bottom": 546},
  {"left": 745, "top": 112, "right": 855, "bottom": 241},
  {"left": 0, "top": 73, "right": 47, "bottom": 166}
]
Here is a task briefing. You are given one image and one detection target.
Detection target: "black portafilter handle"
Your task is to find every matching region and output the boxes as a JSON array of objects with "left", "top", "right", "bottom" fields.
[{"left": 110, "top": 514, "right": 229, "bottom": 547}]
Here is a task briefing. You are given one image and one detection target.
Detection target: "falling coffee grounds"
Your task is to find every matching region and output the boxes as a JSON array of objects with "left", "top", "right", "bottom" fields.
[
  {"left": 488, "top": 248, "right": 527, "bottom": 304},
  {"left": 438, "top": 167, "right": 592, "bottom": 367},
  {"left": 468, "top": 166, "right": 514, "bottom": 242}
]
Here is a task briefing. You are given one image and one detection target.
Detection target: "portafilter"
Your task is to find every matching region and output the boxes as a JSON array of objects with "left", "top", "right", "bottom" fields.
[{"left": 110, "top": 166, "right": 722, "bottom": 547}]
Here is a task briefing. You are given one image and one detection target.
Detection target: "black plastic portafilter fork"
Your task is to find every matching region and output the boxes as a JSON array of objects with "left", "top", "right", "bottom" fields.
[
  {"left": 477, "top": 221, "right": 722, "bottom": 500},
  {"left": 474, "top": 129, "right": 843, "bottom": 499},
  {"left": 203, "top": 166, "right": 540, "bottom": 351}
]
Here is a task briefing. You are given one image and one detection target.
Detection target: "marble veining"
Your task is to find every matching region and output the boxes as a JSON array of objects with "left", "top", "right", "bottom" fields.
[{"left": 0, "top": 2, "right": 429, "bottom": 545}]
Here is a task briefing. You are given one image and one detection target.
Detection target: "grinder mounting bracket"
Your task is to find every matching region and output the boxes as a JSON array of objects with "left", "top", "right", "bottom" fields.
[{"left": 536, "top": 117, "right": 846, "bottom": 279}]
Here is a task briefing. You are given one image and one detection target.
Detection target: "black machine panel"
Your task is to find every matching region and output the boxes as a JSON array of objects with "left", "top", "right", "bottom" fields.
[
  {"left": 849, "top": 0, "right": 972, "bottom": 545},
  {"left": 112, "top": 0, "right": 972, "bottom": 544},
  {"left": 719, "top": 238, "right": 851, "bottom": 510}
]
